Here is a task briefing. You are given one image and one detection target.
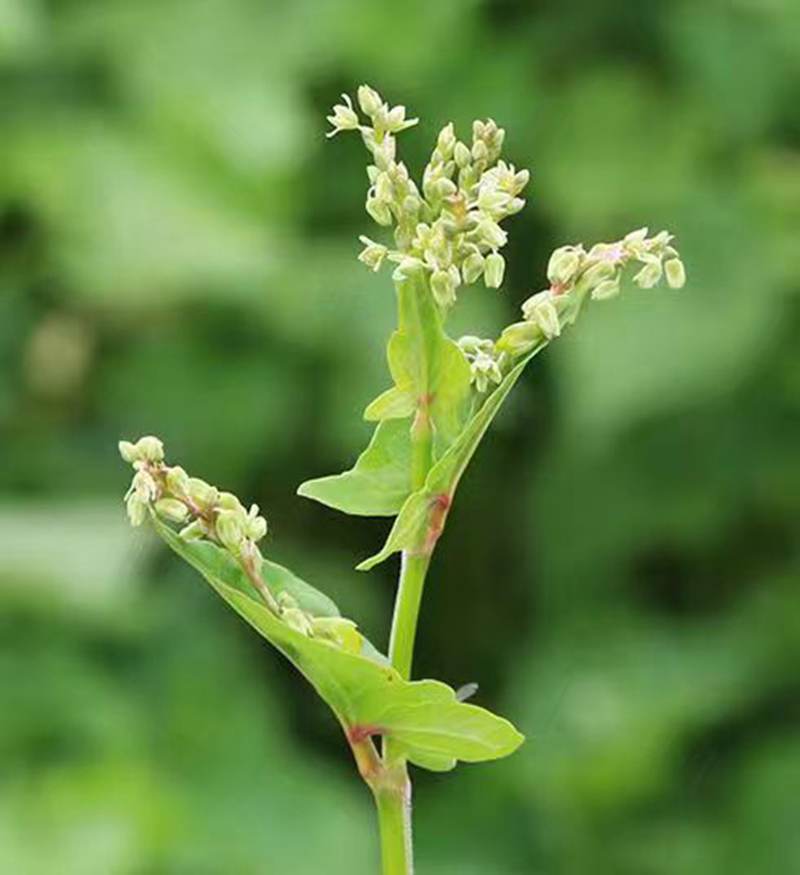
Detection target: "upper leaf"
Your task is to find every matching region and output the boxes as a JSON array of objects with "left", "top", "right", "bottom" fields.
[{"left": 152, "top": 514, "right": 524, "bottom": 770}]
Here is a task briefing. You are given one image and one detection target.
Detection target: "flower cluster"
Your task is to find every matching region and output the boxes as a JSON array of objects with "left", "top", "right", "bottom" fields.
[
  {"left": 496, "top": 228, "right": 687, "bottom": 365},
  {"left": 329, "top": 84, "right": 529, "bottom": 306},
  {"left": 457, "top": 335, "right": 504, "bottom": 393},
  {"left": 119, "top": 436, "right": 362, "bottom": 653}
]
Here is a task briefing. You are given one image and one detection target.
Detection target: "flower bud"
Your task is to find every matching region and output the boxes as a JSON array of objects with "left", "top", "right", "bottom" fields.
[
  {"left": 357, "top": 84, "right": 383, "bottom": 118},
  {"left": 178, "top": 519, "right": 206, "bottom": 542},
  {"left": 522, "top": 291, "right": 561, "bottom": 339},
  {"left": 431, "top": 270, "right": 456, "bottom": 308},
  {"left": 155, "top": 498, "right": 189, "bottom": 523},
  {"left": 366, "top": 195, "right": 392, "bottom": 226},
  {"left": 461, "top": 251, "right": 485, "bottom": 285},
  {"left": 454, "top": 141, "right": 471, "bottom": 169},
  {"left": 633, "top": 258, "right": 663, "bottom": 289},
  {"left": 476, "top": 219, "right": 507, "bottom": 250},
  {"left": 471, "top": 139, "right": 489, "bottom": 164},
  {"left": 326, "top": 94, "right": 359, "bottom": 137},
  {"left": 513, "top": 169, "right": 530, "bottom": 194},
  {"left": 591, "top": 277, "right": 621, "bottom": 301},
  {"left": 547, "top": 246, "right": 581, "bottom": 286},
  {"left": 664, "top": 258, "right": 686, "bottom": 289},
  {"left": 187, "top": 477, "right": 218, "bottom": 510},
  {"left": 126, "top": 493, "right": 148, "bottom": 527},
  {"left": 132, "top": 469, "right": 158, "bottom": 501},
  {"left": 135, "top": 436, "right": 163, "bottom": 463},
  {"left": 244, "top": 504, "right": 268, "bottom": 542},
  {"left": 434, "top": 177, "right": 458, "bottom": 199},
  {"left": 496, "top": 321, "right": 541, "bottom": 357},
  {"left": 477, "top": 186, "right": 511, "bottom": 215},
  {"left": 165, "top": 465, "right": 190, "bottom": 496},
  {"left": 118, "top": 440, "right": 139, "bottom": 464},
  {"left": 581, "top": 260, "right": 615, "bottom": 289},
  {"left": 385, "top": 104, "right": 418, "bottom": 133},
  {"left": 484, "top": 252, "right": 506, "bottom": 289},
  {"left": 436, "top": 123, "right": 456, "bottom": 159},
  {"left": 358, "top": 236, "right": 388, "bottom": 272},
  {"left": 216, "top": 508, "right": 245, "bottom": 553},
  {"left": 471, "top": 352, "right": 503, "bottom": 392}
]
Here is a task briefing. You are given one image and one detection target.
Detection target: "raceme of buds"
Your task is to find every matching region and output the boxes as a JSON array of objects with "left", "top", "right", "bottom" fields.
[{"left": 327, "top": 86, "right": 529, "bottom": 309}]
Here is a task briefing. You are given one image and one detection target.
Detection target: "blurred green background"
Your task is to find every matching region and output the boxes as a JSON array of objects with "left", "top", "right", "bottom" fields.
[{"left": 1, "top": 1, "right": 799, "bottom": 872}]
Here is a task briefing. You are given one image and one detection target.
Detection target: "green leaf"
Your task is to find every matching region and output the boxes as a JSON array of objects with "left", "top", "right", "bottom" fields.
[
  {"left": 364, "top": 386, "right": 416, "bottom": 421},
  {"left": 358, "top": 341, "right": 547, "bottom": 570},
  {"left": 151, "top": 514, "right": 524, "bottom": 769},
  {"left": 297, "top": 419, "right": 412, "bottom": 516}
]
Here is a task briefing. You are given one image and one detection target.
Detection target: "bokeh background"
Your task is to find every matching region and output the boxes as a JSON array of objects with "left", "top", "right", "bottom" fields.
[{"left": 2, "top": 1, "right": 799, "bottom": 872}]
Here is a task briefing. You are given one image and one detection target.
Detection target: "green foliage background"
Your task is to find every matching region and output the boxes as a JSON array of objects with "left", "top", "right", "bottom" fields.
[{"left": 1, "top": 1, "right": 798, "bottom": 872}]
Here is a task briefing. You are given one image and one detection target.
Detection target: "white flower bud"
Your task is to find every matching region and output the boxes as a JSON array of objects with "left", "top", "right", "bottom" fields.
[
  {"left": 357, "top": 84, "right": 383, "bottom": 118},
  {"left": 665, "top": 258, "right": 686, "bottom": 289},
  {"left": 436, "top": 123, "right": 456, "bottom": 159},
  {"left": 477, "top": 186, "right": 511, "bottom": 215},
  {"left": 513, "top": 169, "right": 530, "bottom": 194},
  {"left": 132, "top": 469, "right": 158, "bottom": 501},
  {"left": 472, "top": 139, "right": 489, "bottom": 163},
  {"left": 461, "top": 251, "right": 485, "bottom": 285},
  {"left": 358, "top": 236, "right": 388, "bottom": 272},
  {"left": 431, "top": 270, "right": 456, "bottom": 308},
  {"left": 155, "top": 498, "right": 189, "bottom": 523},
  {"left": 244, "top": 505, "right": 268, "bottom": 542},
  {"left": 134, "top": 436, "right": 164, "bottom": 463},
  {"left": 471, "top": 352, "right": 503, "bottom": 393},
  {"left": 118, "top": 441, "right": 139, "bottom": 464},
  {"left": 434, "top": 177, "right": 458, "bottom": 199},
  {"left": 326, "top": 94, "right": 359, "bottom": 137},
  {"left": 547, "top": 246, "right": 581, "bottom": 286},
  {"left": 476, "top": 219, "right": 507, "bottom": 250},
  {"left": 385, "top": 104, "right": 418, "bottom": 133},
  {"left": 484, "top": 252, "right": 506, "bottom": 289}
]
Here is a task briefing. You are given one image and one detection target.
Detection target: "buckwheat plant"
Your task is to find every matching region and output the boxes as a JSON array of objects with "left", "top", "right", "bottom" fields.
[{"left": 119, "top": 85, "right": 686, "bottom": 873}]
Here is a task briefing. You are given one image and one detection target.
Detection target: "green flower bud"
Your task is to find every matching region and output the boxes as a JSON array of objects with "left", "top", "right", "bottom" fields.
[
  {"left": 366, "top": 195, "right": 392, "bottom": 226},
  {"left": 218, "top": 491, "right": 244, "bottom": 512},
  {"left": 118, "top": 440, "right": 139, "bottom": 464},
  {"left": 357, "top": 236, "right": 388, "bottom": 272},
  {"left": 496, "top": 321, "right": 541, "bottom": 357},
  {"left": 522, "top": 291, "right": 561, "bottom": 339},
  {"left": 187, "top": 477, "right": 218, "bottom": 510},
  {"left": 461, "top": 251, "right": 485, "bottom": 285},
  {"left": 472, "top": 139, "right": 489, "bottom": 163},
  {"left": 547, "top": 246, "right": 581, "bottom": 286},
  {"left": 484, "top": 252, "right": 505, "bottom": 289},
  {"left": 434, "top": 177, "right": 458, "bottom": 199},
  {"left": 216, "top": 508, "right": 245, "bottom": 553},
  {"left": 454, "top": 141, "right": 471, "bottom": 169},
  {"left": 126, "top": 493, "right": 148, "bottom": 527},
  {"left": 436, "top": 123, "right": 456, "bottom": 159},
  {"left": 581, "top": 260, "right": 616, "bottom": 289},
  {"left": 476, "top": 219, "right": 507, "bottom": 250},
  {"left": 591, "top": 277, "right": 621, "bottom": 301},
  {"left": 134, "top": 436, "right": 164, "bottom": 463},
  {"left": 165, "top": 465, "right": 190, "bottom": 496},
  {"left": 665, "top": 258, "right": 686, "bottom": 289},
  {"left": 178, "top": 519, "right": 206, "bottom": 542},
  {"left": 633, "top": 258, "right": 663, "bottom": 289},
  {"left": 155, "top": 498, "right": 189, "bottom": 523},
  {"left": 357, "top": 84, "right": 383, "bottom": 118},
  {"left": 431, "top": 270, "right": 456, "bottom": 308}
]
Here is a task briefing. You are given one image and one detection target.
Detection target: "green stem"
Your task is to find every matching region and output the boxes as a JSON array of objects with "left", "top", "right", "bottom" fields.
[
  {"left": 375, "top": 784, "right": 413, "bottom": 875},
  {"left": 388, "top": 552, "right": 431, "bottom": 681}
]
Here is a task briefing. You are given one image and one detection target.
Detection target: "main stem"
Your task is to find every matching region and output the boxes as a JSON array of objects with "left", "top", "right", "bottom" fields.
[{"left": 371, "top": 275, "right": 439, "bottom": 874}]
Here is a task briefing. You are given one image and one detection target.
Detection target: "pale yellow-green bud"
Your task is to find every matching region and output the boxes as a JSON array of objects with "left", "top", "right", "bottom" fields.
[
  {"left": 522, "top": 291, "right": 561, "bottom": 339},
  {"left": 132, "top": 469, "right": 158, "bottom": 501},
  {"left": 155, "top": 498, "right": 189, "bottom": 523},
  {"left": 244, "top": 504, "right": 268, "bottom": 542},
  {"left": 484, "top": 252, "right": 506, "bottom": 289},
  {"left": 385, "top": 104, "right": 418, "bottom": 133},
  {"left": 126, "top": 493, "right": 148, "bottom": 527},
  {"left": 218, "top": 491, "right": 244, "bottom": 512},
  {"left": 179, "top": 519, "right": 206, "bottom": 542},
  {"left": 134, "top": 436, "right": 164, "bottom": 463},
  {"left": 581, "top": 260, "right": 616, "bottom": 289},
  {"left": 496, "top": 321, "right": 541, "bottom": 357},
  {"left": 477, "top": 186, "right": 511, "bottom": 216},
  {"left": 547, "top": 246, "right": 581, "bottom": 286},
  {"left": 476, "top": 219, "right": 507, "bottom": 250},
  {"left": 431, "top": 270, "right": 456, "bottom": 308},
  {"left": 366, "top": 195, "right": 392, "bottom": 226},
  {"left": 326, "top": 94, "right": 359, "bottom": 137},
  {"left": 471, "top": 352, "right": 503, "bottom": 393},
  {"left": 119, "top": 440, "right": 138, "bottom": 464},
  {"left": 187, "top": 477, "right": 218, "bottom": 510},
  {"left": 216, "top": 508, "right": 245, "bottom": 553},
  {"left": 357, "top": 84, "right": 383, "bottom": 118},
  {"left": 454, "top": 141, "right": 471, "bottom": 169},
  {"left": 665, "top": 258, "right": 686, "bottom": 289},
  {"left": 472, "top": 139, "right": 489, "bottom": 163},
  {"left": 462, "top": 251, "right": 485, "bottom": 285},
  {"left": 434, "top": 177, "right": 458, "bottom": 199},
  {"left": 165, "top": 465, "right": 190, "bottom": 496},
  {"left": 357, "top": 236, "right": 388, "bottom": 272},
  {"left": 633, "top": 258, "right": 663, "bottom": 289},
  {"left": 436, "top": 123, "right": 456, "bottom": 159},
  {"left": 591, "top": 277, "right": 621, "bottom": 301}
]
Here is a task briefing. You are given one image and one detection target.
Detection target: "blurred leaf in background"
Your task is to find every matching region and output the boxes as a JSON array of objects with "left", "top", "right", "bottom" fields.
[{"left": 1, "top": 0, "right": 798, "bottom": 872}]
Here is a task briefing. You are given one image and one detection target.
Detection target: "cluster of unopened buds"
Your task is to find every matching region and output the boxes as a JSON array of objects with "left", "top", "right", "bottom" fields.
[
  {"left": 120, "top": 436, "right": 362, "bottom": 653},
  {"left": 329, "top": 85, "right": 529, "bottom": 308}
]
